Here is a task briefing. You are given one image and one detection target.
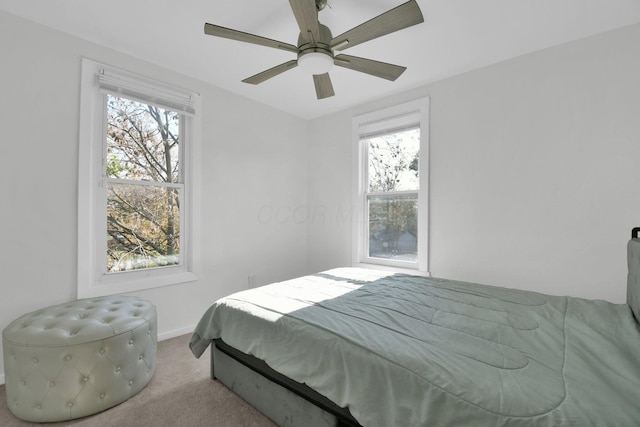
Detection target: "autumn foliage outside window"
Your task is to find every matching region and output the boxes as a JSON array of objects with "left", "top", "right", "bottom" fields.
[
  {"left": 365, "top": 127, "right": 420, "bottom": 262},
  {"left": 105, "top": 95, "right": 183, "bottom": 272}
]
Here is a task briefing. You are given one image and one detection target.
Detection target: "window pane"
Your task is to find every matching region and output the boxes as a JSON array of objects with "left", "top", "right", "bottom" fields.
[
  {"left": 106, "top": 94, "right": 180, "bottom": 183},
  {"left": 368, "top": 195, "right": 417, "bottom": 262},
  {"left": 367, "top": 127, "right": 420, "bottom": 192},
  {"left": 107, "top": 182, "right": 180, "bottom": 272}
]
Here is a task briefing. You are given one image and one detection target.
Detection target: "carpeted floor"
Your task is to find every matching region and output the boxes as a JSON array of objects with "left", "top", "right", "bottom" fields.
[{"left": 0, "top": 334, "right": 277, "bottom": 426}]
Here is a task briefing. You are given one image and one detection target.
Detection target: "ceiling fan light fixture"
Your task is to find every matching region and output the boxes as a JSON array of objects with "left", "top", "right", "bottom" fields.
[{"left": 298, "top": 51, "right": 334, "bottom": 75}]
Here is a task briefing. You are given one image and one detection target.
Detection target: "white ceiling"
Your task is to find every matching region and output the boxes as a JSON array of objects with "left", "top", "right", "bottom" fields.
[{"left": 2, "top": 0, "right": 640, "bottom": 120}]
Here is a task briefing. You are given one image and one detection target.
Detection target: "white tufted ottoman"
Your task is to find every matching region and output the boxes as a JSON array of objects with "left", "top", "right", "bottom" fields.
[{"left": 2, "top": 295, "right": 157, "bottom": 422}]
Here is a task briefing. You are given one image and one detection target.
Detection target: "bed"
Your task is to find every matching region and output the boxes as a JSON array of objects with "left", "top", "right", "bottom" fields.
[{"left": 190, "top": 230, "right": 640, "bottom": 426}]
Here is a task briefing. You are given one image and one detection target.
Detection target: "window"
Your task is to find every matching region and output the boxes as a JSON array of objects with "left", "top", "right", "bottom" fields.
[
  {"left": 352, "top": 98, "right": 429, "bottom": 273},
  {"left": 78, "top": 59, "right": 201, "bottom": 298}
]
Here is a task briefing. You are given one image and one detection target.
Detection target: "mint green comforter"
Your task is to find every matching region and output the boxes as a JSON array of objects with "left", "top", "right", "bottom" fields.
[{"left": 190, "top": 268, "right": 640, "bottom": 426}]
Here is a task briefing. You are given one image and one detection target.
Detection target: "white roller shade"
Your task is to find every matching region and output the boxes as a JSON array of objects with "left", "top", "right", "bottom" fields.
[
  {"left": 98, "top": 68, "right": 198, "bottom": 115},
  {"left": 358, "top": 111, "right": 420, "bottom": 139}
]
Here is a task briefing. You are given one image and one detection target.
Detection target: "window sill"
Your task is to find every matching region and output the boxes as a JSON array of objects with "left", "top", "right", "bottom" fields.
[
  {"left": 78, "top": 270, "right": 198, "bottom": 298},
  {"left": 352, "top": 262, "right": 430, "bottom": 277}
]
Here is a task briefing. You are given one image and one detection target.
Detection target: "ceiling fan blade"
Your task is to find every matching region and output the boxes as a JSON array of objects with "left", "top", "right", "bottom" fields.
[
  {"left": 330, "top": 0, "right": 424, "bottom": 51},
  {"left": 334, "top": 54, "right": 406, "bottom": 81},
  {"left": 313, "top": 73, "right": 335, "bottom": 99},
  {"left": 289, "top": 0, "right": 321, "bottom": 44},
  {"left": 204, "top": 23, "right": 298, "bottom": 53},
  {"left": 242, "top": 60, "right": 299, "bottom": 85}
]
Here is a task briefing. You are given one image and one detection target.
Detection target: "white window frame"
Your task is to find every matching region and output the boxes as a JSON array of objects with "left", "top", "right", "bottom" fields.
[
  {"left": 78, "top": 58, "right": 201, "bottom": 298},
  {"left": 352, "top": 97, "right": 429, "bottom": 274}
]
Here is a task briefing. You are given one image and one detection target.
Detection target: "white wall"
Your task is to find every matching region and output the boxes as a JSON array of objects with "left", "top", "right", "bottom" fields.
[
  {"left": 0, "top": 11, "right": 309, "bottom": 383},
  {"left": 308, "top": 23, "right": 640, "bottom": 303},
  {"left": 3, "top": 9, "right": 640, "bottom": 385}
]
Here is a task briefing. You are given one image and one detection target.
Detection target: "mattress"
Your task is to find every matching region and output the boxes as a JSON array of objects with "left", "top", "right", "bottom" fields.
[{"left": 190, "top": 267, "right": 640, "bottom": 426}]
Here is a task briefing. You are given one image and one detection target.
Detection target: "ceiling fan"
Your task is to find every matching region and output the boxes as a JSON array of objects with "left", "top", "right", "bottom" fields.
[{"left": 204, "top": 0, "right": 424, "bottom": 100}]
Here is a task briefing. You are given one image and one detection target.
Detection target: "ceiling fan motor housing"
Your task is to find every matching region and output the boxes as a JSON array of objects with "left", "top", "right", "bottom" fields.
[{"left": 297, "top": 24, "right": 334, "bottom": 74}]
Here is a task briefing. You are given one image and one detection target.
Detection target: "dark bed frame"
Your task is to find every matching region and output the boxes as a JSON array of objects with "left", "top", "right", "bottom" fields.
[{"left": 212, "top": 339, "right": 362, "bottom": 427}]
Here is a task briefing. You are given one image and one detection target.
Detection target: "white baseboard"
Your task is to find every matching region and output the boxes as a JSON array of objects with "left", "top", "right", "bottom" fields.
[
  {"left": 0, "top": 326, "right": 196, "bottom": 386},
  {"left": 158, "top": 325, "right": 195, "bottom": 342}
]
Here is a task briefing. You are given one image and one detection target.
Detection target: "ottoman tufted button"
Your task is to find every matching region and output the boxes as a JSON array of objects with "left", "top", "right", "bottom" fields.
[{"left": 2, "top": 295, "right": 157, "bottom": 423}]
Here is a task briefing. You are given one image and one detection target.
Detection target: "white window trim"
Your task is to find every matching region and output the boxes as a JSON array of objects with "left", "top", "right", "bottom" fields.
[
  {"left": 78, "top": 58, "right": 201, "bottom": 298},
  {"left": 352, "top": 97, "right": 430, "bottom": 275}
]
